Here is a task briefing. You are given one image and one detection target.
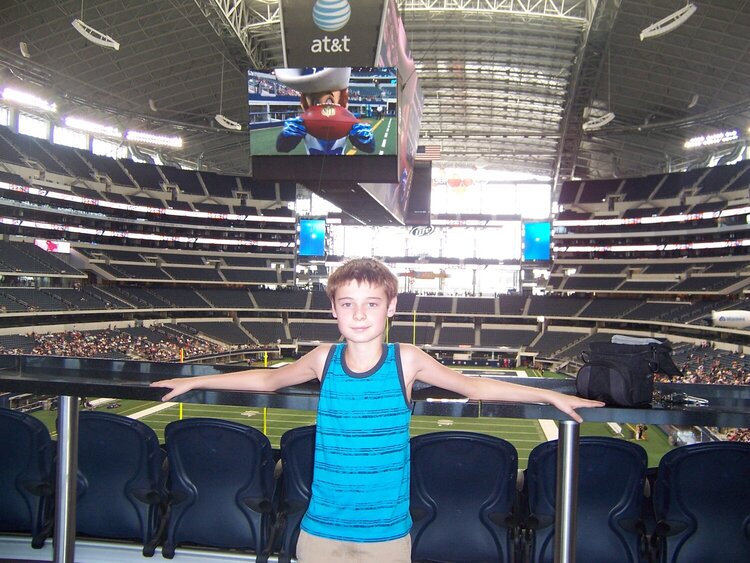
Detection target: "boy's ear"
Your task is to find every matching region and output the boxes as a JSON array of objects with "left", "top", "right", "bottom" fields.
[
  {"left": 387, "top": 297, "right": 397, "bottom": 317},
  {"left": 330, "top": 299, "right": 337, "bottom": 318}
]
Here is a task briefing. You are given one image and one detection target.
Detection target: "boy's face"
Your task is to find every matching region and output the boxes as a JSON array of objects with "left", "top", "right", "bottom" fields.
[{"left": 331, "top": 280, "right": 396, "bottom": 345}]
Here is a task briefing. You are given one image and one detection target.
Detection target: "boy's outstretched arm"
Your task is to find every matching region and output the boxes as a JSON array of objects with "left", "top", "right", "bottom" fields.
[
  {"left": 400, "top": 344, "right": 604, "bottom": 423},
  {"left": 149, "top": 344, "right": 329, "bottom": 402}
]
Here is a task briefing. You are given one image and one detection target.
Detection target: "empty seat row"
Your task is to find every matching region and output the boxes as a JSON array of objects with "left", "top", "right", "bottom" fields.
[{"left": 2, "top": 408, "right": 749, "bottom": 562}]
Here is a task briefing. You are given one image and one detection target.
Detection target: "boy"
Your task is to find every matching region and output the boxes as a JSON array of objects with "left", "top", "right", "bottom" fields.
[{"left": 151, "top": 258, "right": 603, "bottom": 563}]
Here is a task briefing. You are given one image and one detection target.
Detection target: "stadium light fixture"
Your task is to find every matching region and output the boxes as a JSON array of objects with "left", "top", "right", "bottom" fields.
[
  {"left": 2, "top": 87, "right": 57, "bottom": 112},
  {"left": 126, "top": 130, "right": 182, "bottom": 148},
  {"left": 640, "top": 4, "right": 697, "bottom": 41},
  {"left": 64, "top": 116, "right": 121, "bottom": 138},
  {"left": 125, "top": 129, "right": 182, "bottom": 149},
  {"left": 71, "top": 19, "right": 120, "bottom": 50},
  {"left": 215, "top": 114, "right": 242, "bottom": 131},
  {"left": 214, "top": 55, "right": 242, "bottom": 130},
  {"left": 684, "top": 130, "right": 738, "bottom": 149},
  {"left": 583, "top": 111, "right": 615, "bottom": 131}
]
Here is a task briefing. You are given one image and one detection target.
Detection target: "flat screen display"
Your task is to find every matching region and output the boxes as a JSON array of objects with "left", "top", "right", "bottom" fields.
[
  {"left": 298, "top": 218, "right": 327, "bottom": 257},
  {"left": 522, "top": 221, "right": 551, "bottom": 261},
  {"left": 248, "top": 67, "right": 397, "bottom": 157}
]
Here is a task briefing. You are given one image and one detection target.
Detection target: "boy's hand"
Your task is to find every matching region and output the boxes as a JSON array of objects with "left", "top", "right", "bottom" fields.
[
  {"left": 150, "top": 378, "right": 194, "bottom": 402},
  {"left": 549, "top": 395, "right": 605, "bottom": 423}
]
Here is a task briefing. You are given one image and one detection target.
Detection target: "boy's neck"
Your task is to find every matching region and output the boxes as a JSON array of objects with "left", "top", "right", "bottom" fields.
[{"left": 343, "top": 339, "right": 386, "bottom": 373}]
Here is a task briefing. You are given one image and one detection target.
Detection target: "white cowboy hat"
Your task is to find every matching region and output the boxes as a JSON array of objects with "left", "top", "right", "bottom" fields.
[{"left": 274, "top": 67, "right": 351, "bottom": 94}]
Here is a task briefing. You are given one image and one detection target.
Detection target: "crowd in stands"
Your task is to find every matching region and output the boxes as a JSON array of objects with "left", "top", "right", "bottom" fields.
[
  {"left": 0, "top": 328, "right": 226, "bottom": 362},
  {"left": 727, "top": 428, "right": 750, "bottom": 442},
  {"left": 657, "top": 344, "right": 750, "bottom": 386}
]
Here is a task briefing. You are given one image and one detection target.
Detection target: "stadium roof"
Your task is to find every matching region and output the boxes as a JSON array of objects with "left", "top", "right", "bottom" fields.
[{"left": 0, "top": 0, "right": 749, "bottom": 191}]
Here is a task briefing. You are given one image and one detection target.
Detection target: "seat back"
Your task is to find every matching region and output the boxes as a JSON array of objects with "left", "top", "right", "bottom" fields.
[
  {"left": 76, "top": 411, "right": 166, "bottom": 555},
  {"left": 0, "top": 407, "right": 55, "bottom": 548},
  {"left": 410, "top": 431, "right": 519, "bottom": 563},
  {"left": 274, "top": 425, "right": 316, "bottom": 563},
  {"left": 652, "top": 441, "right": 750, "bottom": 563},
  {"left": 524, "top": 436, "right": 647, "bottom": 563},
  {"left": 163, "top": 418, "right": 275, "bottom": 558}
]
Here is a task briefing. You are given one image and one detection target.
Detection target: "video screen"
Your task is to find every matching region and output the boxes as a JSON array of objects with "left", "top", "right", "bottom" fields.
[
  {"left": 522, "top": 221, "right": 551, "bottom": 261},
  {"left": 249, "top": 67, "right": 398, "bottom": 157},
  {"left": 298, "top": 218, "right": 327, "bottom": 257}
]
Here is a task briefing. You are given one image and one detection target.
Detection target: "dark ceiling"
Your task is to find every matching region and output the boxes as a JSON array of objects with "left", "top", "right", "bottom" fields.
[{"left": 0, "top": 0, "right": 748, "bottom": 191}]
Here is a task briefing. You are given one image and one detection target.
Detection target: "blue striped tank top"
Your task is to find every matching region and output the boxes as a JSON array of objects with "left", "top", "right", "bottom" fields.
[{"left": 300, "top": 342, "right": 413, "bottom": 542}]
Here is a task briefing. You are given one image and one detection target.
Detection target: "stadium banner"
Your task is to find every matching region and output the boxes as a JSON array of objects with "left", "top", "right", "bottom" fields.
[{"left": 280, "top": 0, "right": 386, "bottom": 67}]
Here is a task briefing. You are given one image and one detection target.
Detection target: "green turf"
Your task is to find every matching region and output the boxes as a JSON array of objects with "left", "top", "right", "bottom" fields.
[
  {"left": 250, "top": 116, "right": 397, "bottom": 155},
  {"left": 31, "top": 399, "right": 673, "bottom": 470}
]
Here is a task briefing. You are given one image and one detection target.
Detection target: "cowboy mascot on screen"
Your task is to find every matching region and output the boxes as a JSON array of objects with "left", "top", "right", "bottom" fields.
[{"left": 274, "top": 67, "right": 375, "bottom": 155}]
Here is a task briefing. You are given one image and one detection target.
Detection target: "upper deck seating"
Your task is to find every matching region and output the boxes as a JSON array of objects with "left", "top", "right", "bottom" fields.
[
  {"left": 437, "top": 325, "right": 475, "bottom": 346},
  {"left": 417, "top": 296, "right": 453, "bottom": 313},
  {"left": 241, "top": 321, "right": 289, "bottom": 344},
  {"left": 82, "top": 153, "right": 134, "bottom": 186},
  {"left": 479, "top": 326, "right": 535, "bottom": 348},
  {"left": 456, "top": 297, "right": 496, "bottom": 315},
  {"left": 199, "top": 288, "right": 255, "bottom": 309},
  {"left": 622, "top": 174, "right": 662, "bottom": 201},
  {"left": 200, "top": 171, "right": 235, "bottom": 198},
  {"left": 578, "top": 178, "right": 622, "bottom": 204},
  {"left": 160, "top": 166, "right": 204, "bottom": 195},
  {"left": 120, "top": 160, "right": 165, "bottom": 190},
  {"left": 184, "top": 321, "right": 251, "bottom": 346},
  {"left": 252, "top": 290, "right": 308, "bottom": 310}
]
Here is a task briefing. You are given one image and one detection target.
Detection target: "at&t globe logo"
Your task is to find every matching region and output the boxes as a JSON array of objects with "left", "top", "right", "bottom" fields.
[
  {"left": 310, "top": 0, "right": 352, "bottom": 53},
  {"left": 313, "top": 0, "right": 351, "bottom": 31}
]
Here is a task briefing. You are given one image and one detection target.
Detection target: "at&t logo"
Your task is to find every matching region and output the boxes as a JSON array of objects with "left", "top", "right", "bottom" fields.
[{"left": 311, "top": 0, "right": 351, "bottom": 53}]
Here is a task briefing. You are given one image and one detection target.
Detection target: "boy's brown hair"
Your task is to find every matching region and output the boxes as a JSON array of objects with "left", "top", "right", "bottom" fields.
[{"left": 326, "top": 258, "right": 398, "bottom": 302}]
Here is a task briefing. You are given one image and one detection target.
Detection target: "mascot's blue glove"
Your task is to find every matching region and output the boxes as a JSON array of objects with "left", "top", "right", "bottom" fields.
[
  {"left": 276, "top": 116, "right": 307, "bottom": 152},
  {"left": 349, "top": 122, "right": 375, "bottom": 153}
]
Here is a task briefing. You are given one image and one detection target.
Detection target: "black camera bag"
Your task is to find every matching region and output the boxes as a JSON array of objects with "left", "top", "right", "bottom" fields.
[{"left": 575, "top": 339, "right": 682, "bottom": 407}]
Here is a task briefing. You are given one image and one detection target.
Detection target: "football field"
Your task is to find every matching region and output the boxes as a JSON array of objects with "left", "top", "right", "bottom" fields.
[{"left": 31, "top": 395, "right": 673, "bottom": 469}]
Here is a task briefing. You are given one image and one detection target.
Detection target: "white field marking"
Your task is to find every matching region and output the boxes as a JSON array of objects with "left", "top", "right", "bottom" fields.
[
  {"left": 538, "top": 419, "right": 559, "bottom": 440},
  {"left": 128, "top": 401, "right": 177, "bottom": 420},
  {"left": 437, "top": 419, "right": 454, "bottom": 426}
]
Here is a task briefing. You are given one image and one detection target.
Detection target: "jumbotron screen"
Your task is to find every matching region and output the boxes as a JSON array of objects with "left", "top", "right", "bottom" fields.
[{"left": 248, "top": 66, "right": 398, "bottom": 157}]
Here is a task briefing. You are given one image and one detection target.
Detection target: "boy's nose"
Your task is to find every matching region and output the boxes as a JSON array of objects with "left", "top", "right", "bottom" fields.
[{"left": 353, "top": 307, "right": 366, "bottom": 320}]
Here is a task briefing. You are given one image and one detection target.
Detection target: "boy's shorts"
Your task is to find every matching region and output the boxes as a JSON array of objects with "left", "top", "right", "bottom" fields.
[{"left": 296, "top": 529, "right": 412, "bottom": 563}]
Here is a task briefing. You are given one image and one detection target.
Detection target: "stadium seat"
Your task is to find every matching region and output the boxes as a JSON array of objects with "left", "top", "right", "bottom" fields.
[
  {"left": 651, "top": 441, "right": 750, "bottom": 563},
  {"left": 0, "top": 407, "right": 55, "bottom": 548},
  {"left": 261, "top": 424, "right": 316, "bottom": 563},
  {"left": 409, "top": 431, "right": 520, "bottom": 563},
  {"left": 162, "top": 417, "right": 276, "bottom": 559},
  {"left": 523, "top": 436, "right": 648, "bottom": 563},
  {"left": 75, "top": 411, "right": 167, "bottom": 556}
]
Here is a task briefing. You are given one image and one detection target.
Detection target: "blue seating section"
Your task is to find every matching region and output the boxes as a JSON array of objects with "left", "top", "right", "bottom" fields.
[
  {"left": 3, "top": 413, "right": 748, "bottom": 562},
  {"left": 162, "top": 418, "right": 276, "bottom": 558},
  {"left": 0, "top": 407, "right": 55, "bottom": 548},
  {"left": 523, "top": 437, "right": 648, "bottom": 563},
  {"left": 75, "top": 411, "right": 167, "bottom": 555},
  {"left": 652, "top": 442, "right": 750, "bottom": 563},
  {"left": 410, "top": 431, "right": 519, "bottom": 563}
]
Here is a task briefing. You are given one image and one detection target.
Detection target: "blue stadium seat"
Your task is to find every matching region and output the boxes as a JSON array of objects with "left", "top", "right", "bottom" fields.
[
  {"left": 163, "top": 418, "right": 276, "bottom": 559},
  {"left": 75, "top": 411, "right": 167, "bottom": 556},
  {"left": 262, "top": 424, "right": 316, "bottom": 563},
  {"left": 652, "top": 441, "right": 750, "bottom": 563},
  {"left": 0, "top": 407, "right": 55, "bottom": 548},
  {"left": 410, "top": 431, "right": 520, "bottom": 563},
  {"left": 523, "top": 436, "right": 648, "bottom": 563}
]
